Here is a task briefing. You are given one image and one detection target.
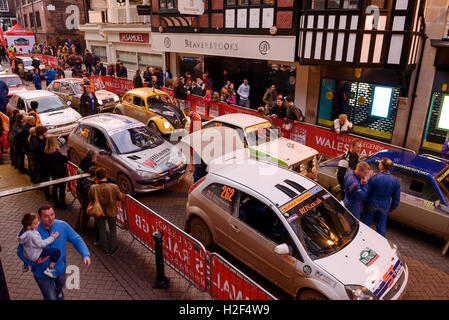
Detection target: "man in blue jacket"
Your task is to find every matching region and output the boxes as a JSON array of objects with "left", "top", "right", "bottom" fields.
[
  {"left": 343, "top": 161, "right": 371, "bottom": 219},
  {"left": 32, "top": 69, "right": 43, "bottom": 90},
  {"left": 0, "top": 80, "right": 9, "bottom": 114},
  {"left": 44, "top": 66, "right": 57, "bottom": 88},
  {"left": 361, "top": 158, "right": 401, "bottom": 237},
  {"left": 17, "top": 205, "right": 91, "bottom": 300}
]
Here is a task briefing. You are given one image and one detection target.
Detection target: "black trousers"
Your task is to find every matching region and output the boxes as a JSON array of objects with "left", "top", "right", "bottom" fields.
[{"left": 52, "top": 182, "right": 66, "bottom": 207}]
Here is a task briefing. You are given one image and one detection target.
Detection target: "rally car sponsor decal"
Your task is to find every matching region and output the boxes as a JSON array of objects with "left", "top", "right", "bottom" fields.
[
  {"left": 437, "top": 168, "right": 449, "bottom": 182},
  {"left": 287, "top": 214, "right": 298, "bottom": 223},
  {"left": 373, "top": 259, "right": 404, "bottom": 298},
  {"left": 108, "top": 123, "right": 143, "bottom": 136},
  {"left": 245, "top": 122, "right": 272, "bottom": 133},
  {"left": 359, "top": 248, "right": 379, "bottom": 266},
  {"left": 280, "top": 186, "right": 322, "bottom": 213},
  {"left": 314, "top": 270, "right": 337, "bottom": 288}
]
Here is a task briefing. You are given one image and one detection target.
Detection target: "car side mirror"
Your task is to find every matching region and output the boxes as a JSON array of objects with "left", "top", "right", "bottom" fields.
[
  {"left": 274, "top": 243, "right": 290, "bottom": 255},
  {"left": 99, "top": 149, "right": 111, "bottom": 156}
]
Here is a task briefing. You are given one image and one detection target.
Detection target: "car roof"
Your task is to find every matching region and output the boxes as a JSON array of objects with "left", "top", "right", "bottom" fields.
[
  {"left": 209, "top": 114, "right": 269, "bottom": 128},
  {"left": 54, "top": 78, "right": 83, "bottom": 84},
  {"left": 15, "top": 90, "right": 56, "bottom": 100},
  {"left": 209, "top": 153, "right": 317, "bottom": 207},
  {"left": 0, "top": 74, "right": 20, "bottom": 78},
  {"left": 367, "top": 150, "right": 448, "bottom": 177},
  {"left": 79, "top": 113, "right": 144, "bottom": 132},
  {"left": 125, "top": 88, "right": 168, "bottom": 97}
]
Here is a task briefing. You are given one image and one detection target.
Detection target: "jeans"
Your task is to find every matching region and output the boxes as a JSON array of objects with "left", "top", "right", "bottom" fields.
[
  {"left": 40, "top": 248, "right": 61, "bottom": 264},
  {"left": 239, "top": 98, "right": 250, "bottom": 108},
  {"left": 96, "top": 216, "right": 117, "bottom": 253},
  {"left": 34, "top": 273, "right": 66, "bottom": 300}
]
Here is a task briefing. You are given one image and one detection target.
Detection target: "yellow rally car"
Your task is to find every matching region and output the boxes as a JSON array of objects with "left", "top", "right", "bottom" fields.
[{"left": 113, "top": 88, "right": 189, "bottom": 137}]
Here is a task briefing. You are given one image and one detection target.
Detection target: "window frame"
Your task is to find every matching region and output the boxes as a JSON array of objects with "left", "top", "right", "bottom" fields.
[
  {"left": 308, "top": 0, "right": 361, "bottom": 10},
  {"left": 90, "top": 127, "right": 112, "bottom": 152},
  {"left": 201, "top": 183, "right": 239, "bottom": 215}
]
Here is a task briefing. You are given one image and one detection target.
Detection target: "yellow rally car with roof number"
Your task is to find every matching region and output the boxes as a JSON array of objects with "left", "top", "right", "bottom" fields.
[{"left": 113, "top": 88, "right": 189, "bottom": 137}]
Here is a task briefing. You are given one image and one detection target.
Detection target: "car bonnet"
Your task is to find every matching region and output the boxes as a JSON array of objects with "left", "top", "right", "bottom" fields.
[
  {"left": 39, "top": 107, "right": 81, "bottom": 126},
  {"left": 312, "top": 223, "right": 403, "bottom": 296},
  {"left": 118, "top": 141, "right": 180, "bottom": 173}
]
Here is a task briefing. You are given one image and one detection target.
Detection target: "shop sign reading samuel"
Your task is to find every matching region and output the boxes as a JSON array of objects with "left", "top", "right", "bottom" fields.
[
  {"left": 155, "top": 34, "right": 295, "bottom": 61},
  {"left": 119, "top": 33, "right": 149, "bottom": 43}
]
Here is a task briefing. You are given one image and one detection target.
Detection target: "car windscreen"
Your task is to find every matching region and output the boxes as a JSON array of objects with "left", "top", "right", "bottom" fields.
[
  {"left": 72, "top": 82, "right": 104, "bottom": 94},
  {"left": 281, "top": 187, "right": 358, "bottom": 260},
  {"left": 147, "top": 94, "right": 173, "bottom": 106},
  {"left": 1, "top": 77, "right": 22, "bottom": 87},
  {"left": 436, "top": 166, "right": 449, "bottom": 203},
  {"left": 26, "top": 96, "right": 66, "bottom": 113},
  {"left": 22, "top": 60, "right": 32, "bottom": 67},
  {"left": 110, "top": 126, "right": 164, "bottom": 154},
  {"left": 245, "top": 122, "right": 281, "bottom": 146}
]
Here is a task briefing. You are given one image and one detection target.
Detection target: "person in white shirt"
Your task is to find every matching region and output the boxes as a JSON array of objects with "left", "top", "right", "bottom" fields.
[
  {"left": 237, "top": 78, "right": 250, "bottom": 108},
  {"left": 334, "top": 114, "right": 353, "bottom": 134}
]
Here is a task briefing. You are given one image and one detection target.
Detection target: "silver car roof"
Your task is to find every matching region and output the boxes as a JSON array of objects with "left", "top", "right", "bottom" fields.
[{"left": 79, "top": 113, "right": 144, "bottom": 133}]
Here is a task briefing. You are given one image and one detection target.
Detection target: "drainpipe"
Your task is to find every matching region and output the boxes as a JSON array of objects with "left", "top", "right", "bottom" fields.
[{"left": 403, "top": 3, "right": 427, "bottom": 148}]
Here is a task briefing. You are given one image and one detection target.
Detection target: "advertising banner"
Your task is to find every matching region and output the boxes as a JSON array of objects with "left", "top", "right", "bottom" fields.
[{"left": 89, "top": 76, "right": 134, "bottom": 95}]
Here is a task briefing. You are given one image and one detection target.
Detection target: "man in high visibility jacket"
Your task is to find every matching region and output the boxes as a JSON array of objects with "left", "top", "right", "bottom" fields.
[
  {"left": 82, "top": 77, "right": 95, "bottom": 93},
  {"left": 28, "top": 101, "right": 42, "bottom": 126}
]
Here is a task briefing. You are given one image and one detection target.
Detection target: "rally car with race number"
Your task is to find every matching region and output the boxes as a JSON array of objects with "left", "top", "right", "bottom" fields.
[
  {"left": 113, "top": 88, "right": 189, "bottom": 137},
  {"left": 67, "top": 113, "right": 187, "bottom": 194},
  {"left": 202, "top": 114, "right": 319, "bottom": 179},
  {"left": 47, "top": 78, "right": 120, "bottom": 113},
  {"left": 317, "top": 149, "right": 449, "bottom": 254},
  {"left": 6, "top": 90, "right": 81, "bottom": 137},
  {"left": 185, "top": 151, "right": 408, "bottom": 300}
]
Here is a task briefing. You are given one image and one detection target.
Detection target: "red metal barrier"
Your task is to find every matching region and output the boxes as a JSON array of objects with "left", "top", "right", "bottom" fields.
[
  {"left": 125, "top": 195, "right": 208, "bottom": 291},
  {"left": 208, "top": 253, "right": 275, "bottom": 300},
  {"left": 66, "top": 161, "right": 78, "bottom": 199},
  {"left": 14, "top": 53, "right": 59, "bottom": 68},
  {"left": 89, "top": 76, "right": 134, "bottom": 95}
]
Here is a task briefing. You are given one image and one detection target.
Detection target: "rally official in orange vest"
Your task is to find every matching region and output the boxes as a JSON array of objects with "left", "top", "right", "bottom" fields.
[{"left": 28, "top": 101, "right": 42, "bottom": 127}]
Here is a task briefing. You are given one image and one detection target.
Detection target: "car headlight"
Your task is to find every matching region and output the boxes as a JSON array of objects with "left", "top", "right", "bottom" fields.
[
  {"left": 113, "top": 95, "right": 119, "bottom": 102},
  {"left": 137, "top": 170, "right": 157, "bottom": 179},
  {"left": 98, "top": 100, "right": 103, "bottom": 106},
  {"left": 163, "top": 121, "right": 171, "bottom": 130},
  {"left": 388, "top": 240, "right": 404, "bottom": 262},
  {"left": 345, "top": 285, "right": 378, "bottom": 300}
]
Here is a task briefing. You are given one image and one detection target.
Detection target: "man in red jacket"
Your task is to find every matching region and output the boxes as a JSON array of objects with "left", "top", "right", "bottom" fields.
[{"left": 184, "top": 107, "right": 202, "bottom": 172}]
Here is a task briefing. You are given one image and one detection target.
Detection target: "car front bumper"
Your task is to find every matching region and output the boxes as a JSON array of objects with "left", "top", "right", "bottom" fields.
[
  {"left": 47, "top": 123, "right": 78, "bottom": 137},
  {"left": 133, "top": 165, "right": 187, "bottom": 193}
]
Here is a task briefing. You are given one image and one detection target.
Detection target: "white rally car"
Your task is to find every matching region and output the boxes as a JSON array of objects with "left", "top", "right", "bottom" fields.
[
  {"left": 185, "top": 151, "right": 408, "bottom": 300},
  {"left": 202, "top": 114, "right": 319, "bottom": 179}
]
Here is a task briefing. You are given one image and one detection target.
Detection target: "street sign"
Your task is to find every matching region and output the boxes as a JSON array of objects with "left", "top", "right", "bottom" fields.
[{"left": 137, "top": 5, "right": 151, "bottom": 15}]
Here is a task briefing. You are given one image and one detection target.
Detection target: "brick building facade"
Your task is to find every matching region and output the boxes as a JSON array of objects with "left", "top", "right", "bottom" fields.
[{"left": 15, "top": 0, "right": 86, "bottom": 46}]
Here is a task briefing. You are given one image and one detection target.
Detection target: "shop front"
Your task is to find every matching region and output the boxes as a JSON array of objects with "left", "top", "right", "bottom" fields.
[
  {"left": 81, "top": 25, "right": 163, "bottom": 79},
  {"left": 152, "top": 33, "right": 297, "bottom": 108},
  {"left": 316, "top": 66, "right": 403, "bottom": 141}
]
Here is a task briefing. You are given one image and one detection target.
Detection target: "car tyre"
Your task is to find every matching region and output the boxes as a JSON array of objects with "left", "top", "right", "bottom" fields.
[
  {"left": 149, "top": 122, "right": 160, "bottom": 134},
  {"left": 297, "top": 289, "right": 328, "bottom": 300},
  {"left": 68, "top": 149, "right": 81, "bottom": 166},
  {"left": 190, "top": 217, "right": 212, "bottom": 248},
  {"left": 117, "top": 173, "right": 134, "bottom": 195}
]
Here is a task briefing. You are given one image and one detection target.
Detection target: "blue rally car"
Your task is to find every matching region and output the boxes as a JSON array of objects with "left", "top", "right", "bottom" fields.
[{"left": 317, "top": 149, "right": 449, "bottom": 255}]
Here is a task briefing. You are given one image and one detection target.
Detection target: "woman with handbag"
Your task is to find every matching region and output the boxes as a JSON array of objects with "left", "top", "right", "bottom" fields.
[{"left": 87, "top": 168, "right": 122, "bottom": 255}]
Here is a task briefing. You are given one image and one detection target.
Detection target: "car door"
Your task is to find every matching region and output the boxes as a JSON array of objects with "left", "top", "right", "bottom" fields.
[
  {"left": 89, "top": 127, "right": 117, "bottom": 180},
  {"left": 70, "top": 124, "right": 92, "bottom": 164},
  {"left": 131, "top": 95, "right": 147, "bottom": 124},
  {"left": 391, "top": 169, "right": 449, "bottom": 237},
  {"left": 69, "top": 84, "right": 82, "bottom": 110},
  {"left": 224, "top": 186, "right": 297, "bottom": 292}
]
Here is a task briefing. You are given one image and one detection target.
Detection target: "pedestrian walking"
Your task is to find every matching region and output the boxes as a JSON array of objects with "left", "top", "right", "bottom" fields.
[
  {"left": 32, "top": 69, "right": 43, "bottom": 90},
  {"left": 337, "top": 138, "right": 361, "bottom": 198},
  {"left": 18, "top": 213, "right": 61, "bottom": 278},
  {"left": 79, "top": 85, "right": 100, "bottom": 117},
  {"left": 361, "top": 158, "right": 401, "bottom": 237},
  {"left": 17, "top": 205, "right": 91, "bottom": 300},
  {"left": 343, "top": 162, "right": 372, "bottom": 219},
  {"left": 0, "top": 80, "right": 8, "bottom": 114},
  {"left": 31, "top": 126, "right": 51, "bottom": 199},
  {"left": 88, "top": 168, "right": 122, "bottom": 255},
  {"left": 237, "top": 79, "right": 250, "bottom": 108},
  {"left": 133, "top": 70, "right": 143, "bottom": 88},
  {"left": 174, "top": 77, "right": 187, "bottom": 110},
  {"left": 44, "top": 136, "right": 69, "bottom": 210},
  {"left": 75, "top": 150, "right": 97, "bottom": 233},
  {"left": 12, "top": 114, "right": 28, "bottom": 174}
]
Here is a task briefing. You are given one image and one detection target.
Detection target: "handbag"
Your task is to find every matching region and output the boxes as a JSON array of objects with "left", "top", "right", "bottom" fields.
[{"left": 86, "top": 185, "right": 105, "bottom": 218}]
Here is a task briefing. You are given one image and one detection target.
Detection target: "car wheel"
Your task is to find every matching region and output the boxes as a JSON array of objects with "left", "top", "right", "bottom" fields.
[
  {"left": 190, "top": 217, "right": 212, "bottom": 248},
  {"left": 117, "top": 173, "right": 134, "bottom": 195},
  {"left": 149, "top": 122, "right": 160, "bottom": 134},
  {"left": 297, "top": 289, "right": 328, "bottom": 300},
  {"left": 68, "top": 149, "right": 81, "bottom": 165}
]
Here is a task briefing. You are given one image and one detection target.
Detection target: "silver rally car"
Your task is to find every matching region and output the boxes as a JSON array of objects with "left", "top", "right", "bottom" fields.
[{"left": 67, "top": 113, "right": 187, "bottom": 194}]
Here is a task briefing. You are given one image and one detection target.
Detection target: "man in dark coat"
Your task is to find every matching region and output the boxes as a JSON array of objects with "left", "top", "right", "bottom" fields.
[
  {"left": 116, "top": 63, "right": 127, "bottom": 79},
  {"left": 79, "top": 85, "right": 100, "bottom": 117},
  {"left": 83, "top": 50, "right": 93, "bottom": 75},
  {"left": 133, "top": 70, "right": 143, "bottom": 88}
]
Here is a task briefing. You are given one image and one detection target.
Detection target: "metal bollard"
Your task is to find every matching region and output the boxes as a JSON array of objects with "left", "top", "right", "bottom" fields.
[
  {"left": 152, "top": 231, "right": 169, "bottom": 289},
  {"left": 0, "top": 245, "right": 10, "bottom": 300}
]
